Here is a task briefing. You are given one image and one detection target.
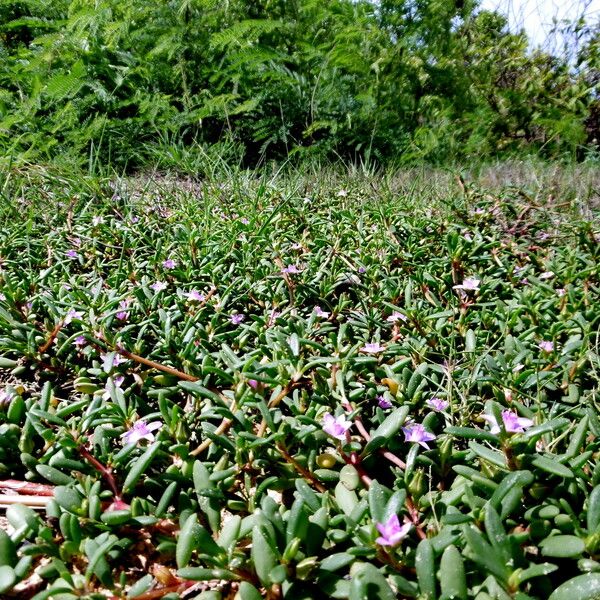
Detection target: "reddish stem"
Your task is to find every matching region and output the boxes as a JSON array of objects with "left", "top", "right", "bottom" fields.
[
  {"left": 341, "top": 450, "right": 373, "bottom": 488},
  {"left": 79, "top": 446, "right": 122, "bottom": 500},
  {"left": 276, "top": 442, "right": 327, "bottom": 493},
  {"left": 0, "top": 480, "right": 55, "bottom": 496},
  {"left": 126, "top": 581, "right": 196, "bottom": 600},
  {"left": 340, "top": 401, "right": 406, "bottom": 469}
]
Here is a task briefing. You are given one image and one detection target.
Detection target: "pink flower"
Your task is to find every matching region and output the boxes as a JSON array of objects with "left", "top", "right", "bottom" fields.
[
  {"left": 92, "top": 216, "right": 104, "bottom": 226},
  {"left": 163, "top": 259, "right": 177, "bottom": 269},
  {"left": 427, "top": 397, "right": 449, "bottom": 412},
  {"left": 150, "top": 281, "right": 168, "bottom": 293},
  {"left": 482, "top": 410, "right": 534, "bottom": 435},
  {"left": 230, "top": 313, "right": 245, "bottom": 325},
  {"left": 322, "top": 413, "right": 352, "bottom": 440},
  {"left": 453, "top": 277, "right": 480, "bottom": 292},
  {"left": 102, "top": 375, "right": 125, "bottom": 401},
  {"left": 121, "top": 420, "right": 162, "bottom": 445},
  {"left": 74, "top": 335, "right": 87, "bottom": 348},
  {"left": 361, "top": 342, "right": 386, "bottom": 354},
  {"left": 375, "top": 514, "right": 411, "bottom": 547},
  {"left": 248, "top": 379, "right": 259, "bottom": 390},
  {"left": 282, "top": 264, "right": 301, "bottom": 274},
  {"left": 538, "top": 341, "right": 554, "bottom": 352},
  {"left": 377, "top": 396, "right": 393, "bottom": 409},
  {"left": 186, "top": 290, "right": 205, "bottom": 302},
  {"left": 556, "top": 288, "right": 566, "bottom": 297},
  {"left": 314, "top": 306, "right": 330, "bottom": 318},
  {"left": 387, "top": 311, "right": 407, "bottom": 324},
  {"left": 402, "top": 424, "right": 436, "bottom": 449},
  {"left": 0, "top": 293, "right": 5, "bottom": 301}
]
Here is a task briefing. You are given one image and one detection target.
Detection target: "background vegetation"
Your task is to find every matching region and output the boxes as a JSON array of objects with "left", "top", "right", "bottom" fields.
[{"left": 1, "top": 0, "right": 599, "bottom": 170}]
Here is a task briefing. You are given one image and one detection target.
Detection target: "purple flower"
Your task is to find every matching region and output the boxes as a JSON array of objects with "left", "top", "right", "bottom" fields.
[
  {"left": 230, "top": 313, "right": 245, "bottom": 325},
  {"left": 453, "top": 277, "right": 480, "bottom": 292},
  {"left": 291, "top": 242, "right": 303, "bottom": 250},
  {"left": 358, "top": 266, "right": 366, "bottom": 274},
  {"left": 0, "top": 293, "right": 5, "bottom": 302},
  {"left": 377, "top": 396, "right": 393, "bottom": 409},
  {"left": 0, "top": 389, "right": 14, "bottom": 406},
  {"left": 150, "top": 281, "right": 167, "bottom": 293},
  {"left": 482, "top": 410, "right": 534, "bottom": 435},
  {"left": 100, "top": 352, "right": 125, "bottom": 369},
  {"left": 92, "top": 216, "right": 104, "bottom": 226},
  {"left": 539, "top": 341, "right": 554, "bottom": 352},
  {"left": 186, "top": 290, "right": 205, "bottom": 303},
  {"left": 539, "top": 271, "right": 554, "bottom": 280},
  {"left": 322, "top": 412, "right": 352, "bottom": 440},
  {"left": 314, "top": 306, "right": 330, "bottom": 318},
  {"left": 66, "top": 250, "right": 79, "bottom": 259},
  {"left": 402, "top": 423, "right": 436, "bottom": 449},
  {"left": 556, "top": 288, "right": 566, "bottom": 297},
  {"left": 361, "top": 342, "right": 386, "bottom": 354},
  {"left": 387, "top": 311, "right": 407, "bottom": 324},
  {"left": 375, "top": 514, "right": 411, "bottom": 547},
  {"left": 116, "top": 299, "right": 130, "bottom": 321},
  {"left": 267, "top": 310, "right": 281, "bottom": 327},
  {"left": 240, "top": 217, "right": 249, "bottom": 225},
  {"left": 248, "top": 379, "right": 259, "bottom": 390},
  {"left": 63, "top": 309, "right": 83, "bottom": 325},
  {"left": 163, "top": 259, "right": 177, "bottom": 269},
  {"left": 282, "top": 264, "right": 301, "bottom": 274},
  {"left": 74, "top": 335, "right": 87, "bottom": 348},
  {"left": 427, "top": 397, "right": 449, "bottom": 412},
  {"left": 121, "top": 420, "right": 162, "bottom": 445}
]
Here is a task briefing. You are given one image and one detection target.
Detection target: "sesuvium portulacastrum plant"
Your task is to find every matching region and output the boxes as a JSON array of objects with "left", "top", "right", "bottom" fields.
[{"left": 0, "top": 170, "right": 598, "bottom": 599}]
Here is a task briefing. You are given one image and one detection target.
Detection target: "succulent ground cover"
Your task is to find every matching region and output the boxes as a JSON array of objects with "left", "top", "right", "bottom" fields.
[{"left": 0, "top": 167, "right": 598, "bottom": 599}]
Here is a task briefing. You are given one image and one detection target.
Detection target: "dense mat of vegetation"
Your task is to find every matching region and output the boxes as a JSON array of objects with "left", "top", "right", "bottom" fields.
[
  {"left": 0, "top": 165, "right": 598, "bottom": 598},
  {"left": 1, "top": 0, "right": 599, "bottom": 168}
]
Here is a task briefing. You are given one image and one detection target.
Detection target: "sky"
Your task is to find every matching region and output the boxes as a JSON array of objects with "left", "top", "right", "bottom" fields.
[{"left": 478, "top": 0, "right": 600, "bottom": 49}]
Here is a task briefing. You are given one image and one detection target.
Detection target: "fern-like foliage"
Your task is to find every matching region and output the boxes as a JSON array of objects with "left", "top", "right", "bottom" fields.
[{"left": 0, "top": 0, "right": 597, "bottom": 169}]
